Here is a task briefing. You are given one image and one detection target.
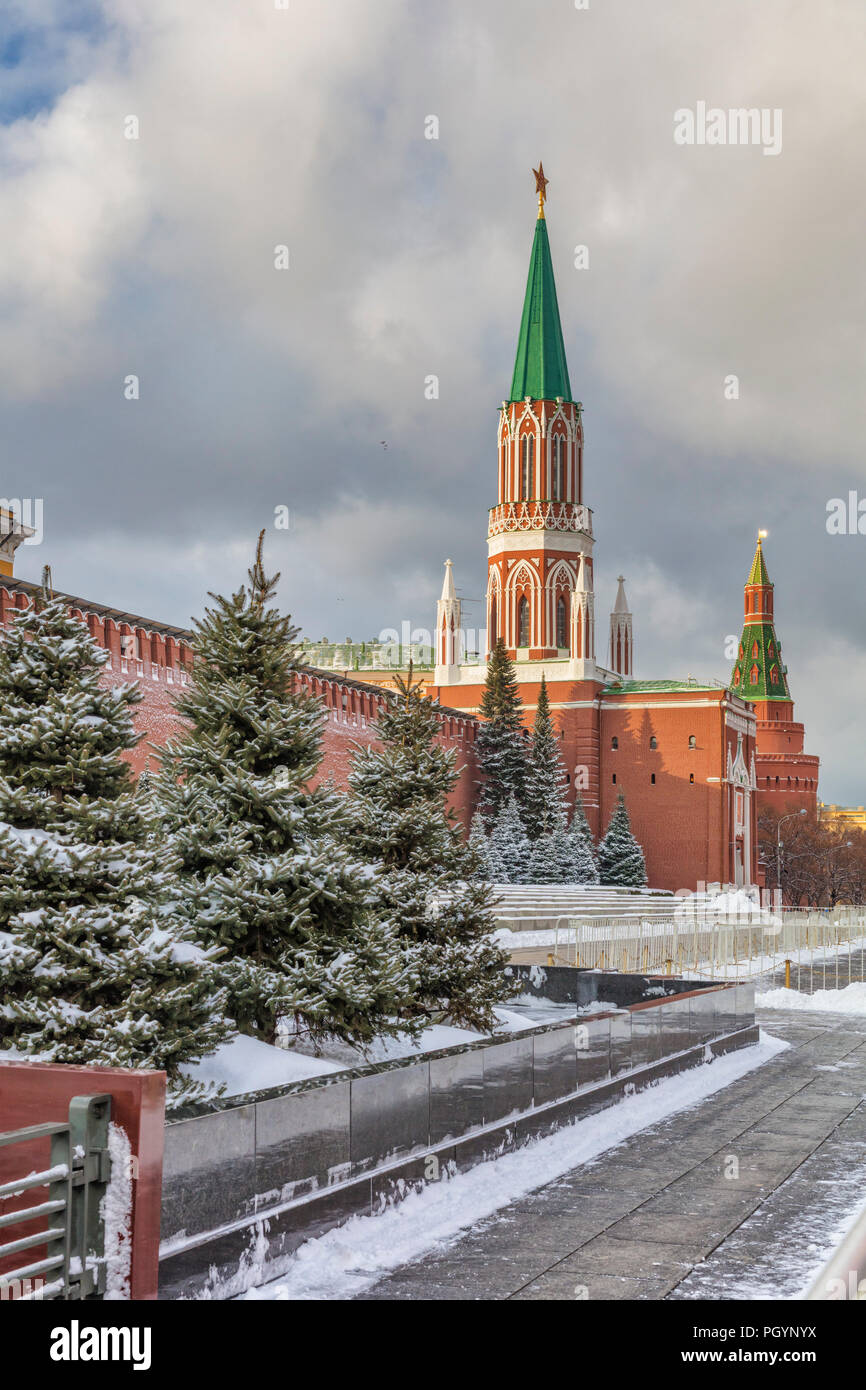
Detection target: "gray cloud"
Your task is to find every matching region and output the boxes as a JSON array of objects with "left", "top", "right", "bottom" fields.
[{"left": 2, "top": 0, "right": 864, "bottom": 798}]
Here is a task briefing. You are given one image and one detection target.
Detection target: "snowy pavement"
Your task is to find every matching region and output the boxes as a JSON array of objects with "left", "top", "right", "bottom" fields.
[
  {"left": 238, "top": 1032, "right": 784, "bottom": 1301},
  {"left": 240, "top": 999, "right": 866, "bottom": 1301}
]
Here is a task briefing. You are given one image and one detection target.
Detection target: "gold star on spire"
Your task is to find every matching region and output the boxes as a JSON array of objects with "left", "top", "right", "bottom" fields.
[{"left": 533, "top": 161, "right": 548, "bottom": 218}]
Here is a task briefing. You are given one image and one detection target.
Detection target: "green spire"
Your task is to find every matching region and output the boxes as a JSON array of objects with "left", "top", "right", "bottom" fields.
[
  {"left": 730, "top": 535, "right": 791, "bottom": 703},
  {"left": 747, "top": 534, "right": 770, "bottom": 586},
  {"left": 509, "top": 211, "right": 573, "bottom": 404}
]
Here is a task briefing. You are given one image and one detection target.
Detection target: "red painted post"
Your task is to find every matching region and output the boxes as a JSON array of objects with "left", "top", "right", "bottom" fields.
[{"left": 0, "top": 1061, "right": 166, "bottom": 1299}]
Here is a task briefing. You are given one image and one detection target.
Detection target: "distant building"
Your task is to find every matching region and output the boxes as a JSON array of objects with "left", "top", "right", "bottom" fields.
[{"left": 818, "top": 803, "right": 866, "bottom": 831}]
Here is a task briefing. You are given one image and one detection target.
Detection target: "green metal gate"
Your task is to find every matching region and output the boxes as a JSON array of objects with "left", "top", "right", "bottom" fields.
[{"left": 0, "top": 1093, "right": 112, "bottom": 1300}]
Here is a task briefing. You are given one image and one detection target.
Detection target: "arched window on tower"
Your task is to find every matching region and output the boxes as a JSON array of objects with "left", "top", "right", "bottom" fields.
[
  {"left": 556, "top": 594, "right": 568, "bottom": 648},
  {"left": 489, "top": 595, "right": 497, "bottom": 645},
  {"left": 521, "top": 435, "right": 534, "bottom": 500},
  {"left": 750, "top": 663, "right": 759, "bottom": 683},
  {"left": 751, "top": 640, "right": 759, "bottom": 658},
  {"left": 517, "top": 595, "right": 530, "bottom": 647}
]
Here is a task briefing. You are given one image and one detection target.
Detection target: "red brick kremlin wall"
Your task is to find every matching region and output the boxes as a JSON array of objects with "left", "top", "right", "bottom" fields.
[{"left": 0, "top": 582, "right": 480, "bottom": 829}]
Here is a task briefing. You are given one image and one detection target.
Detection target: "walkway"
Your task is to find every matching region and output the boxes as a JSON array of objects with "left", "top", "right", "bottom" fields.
[{"left": 355, "top": 1001, "right": 866, "bottom": 1300}]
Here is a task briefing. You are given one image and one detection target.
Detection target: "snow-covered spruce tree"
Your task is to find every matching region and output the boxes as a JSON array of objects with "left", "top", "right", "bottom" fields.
[
  {"left": 470, "top": 808, "right": 509, "bottom": 883},
  {"left": 468, "top": 810, "right": 493, "bottom": 883},
  {"left": 476, "top": 639, "right": 528, "bottom": 823},
  {"left": 483, "top": 818, "right": 509, "bottom": 885},
  {"left": 0, "top": 578, "right": 229, "bottom": 1098},
  {"left": 524, "top": 675, "right": 569, "bottom": 841},
  {"left": 156, "top": 534, "right": 409, "bottom": 1048},
  {"left": 528, "top": 822, "right": 584, "bottom": 886},
  {"left": 348, "top": 667, "right": 511, "bottom": 1031},
  {"left": 571, "top": 795, "right": 598, "bottom": 868},
  {"left": 528, "top": 830, "right": 560, "bottom": 885},
  {"left": 489, "top": 794, "right": 531, "bottom": 885},
  {"left": 565, "top": 813, "right": 600, "bottom": 885},
  {"left": 598, "top": 792, "right": 647, "bottom": 888}
]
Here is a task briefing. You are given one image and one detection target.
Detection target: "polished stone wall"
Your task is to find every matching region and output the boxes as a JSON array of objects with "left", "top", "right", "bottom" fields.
[
  {"left": 504, "top": 964, "right": 705, "bottom": 1007},
  {"left": 159, "top": 978, "right": 755, "bottom": 1298}
]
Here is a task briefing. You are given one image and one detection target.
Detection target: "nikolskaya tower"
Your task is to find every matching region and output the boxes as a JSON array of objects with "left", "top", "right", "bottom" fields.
[{"left": 431, "top": 164, "right": 632, "bottom": 832}]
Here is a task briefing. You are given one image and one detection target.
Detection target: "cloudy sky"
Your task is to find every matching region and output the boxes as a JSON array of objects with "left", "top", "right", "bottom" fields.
[{"left": 2, "top": 0, "right": 865, "bottom": 799}]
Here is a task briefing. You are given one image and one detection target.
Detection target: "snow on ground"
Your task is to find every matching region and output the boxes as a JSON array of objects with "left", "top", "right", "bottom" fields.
[
  {"left": 276, "top": 1005, "right": 561, "bottom": 1072},
  {"left": 756, "top": 982, "right": 866, "bottom": 1015},
  {"left": 494, "top": 926, "right": 562, "bottom": 950},
  {"left": 504, "top": 993, "right": 621, "bottom": 1022},
  {"left": 227, "top": 1031, "right": 789, "bottom": 1302},
  {"left": 180, "top": 1035, "right": 344, "bottom": 1097},
  {"left": 185, "top": 1006, "right": 560, "bottom": 1098},
  {"left": 675, "top": 889, "right": 781, "bottom": 926},
  {"left": 490, "top": 1006, "right": 544, "bottom": 1032}
]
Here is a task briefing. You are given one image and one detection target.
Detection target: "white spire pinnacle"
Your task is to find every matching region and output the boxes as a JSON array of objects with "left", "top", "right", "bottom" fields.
[
  {"left": 440, "top": 558, "right": 456, "bottom": 601},
  {"left": 434, "top": 559, "right": 462, "bottom": 685},
  {"left": 576, "top": 552, "right": 588, "bottom": 592},
  {"left": 609, "top": 576, "right": 633, "bottom": 676}
]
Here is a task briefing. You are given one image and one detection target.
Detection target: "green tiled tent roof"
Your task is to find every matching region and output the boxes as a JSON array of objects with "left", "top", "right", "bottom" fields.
[
  {"left": 731, "top": 539, "right": 791, "bottom": 702},
  {"left": 731, "top": 624, "right": 790, "bottom": 701},
  {"left": 509, "top": 215, "right": 573, "bottom": 403},
  {"left": 747, "top": 537, "right": 770, "bottom": 586}
]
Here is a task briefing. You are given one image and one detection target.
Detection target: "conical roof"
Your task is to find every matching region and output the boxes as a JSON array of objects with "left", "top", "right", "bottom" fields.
[
  {"left": 747, "top": 535, "right": 770, "bottom": 587},
  {"left": 509, "top": 210, "right": 572, "bottom": 403}
]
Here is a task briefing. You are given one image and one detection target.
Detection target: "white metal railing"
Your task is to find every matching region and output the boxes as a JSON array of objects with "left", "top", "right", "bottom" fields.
[
  {"left": 489, "top": 904, "right": 866, "bottom": 974},
  {"left": 540, "top": 907, "right": 866, "bottom": 981}
]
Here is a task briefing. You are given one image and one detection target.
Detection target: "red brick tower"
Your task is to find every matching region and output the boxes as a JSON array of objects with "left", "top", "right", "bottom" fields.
[
  {"left": 486, "top": 163, "right": 594, "bottom": 666},
  {"left": 430, "top": 166, "right": 612, "bottom": 833},
  {"left": 730, "top": 534, "right": 819, "bottom": 814}
]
